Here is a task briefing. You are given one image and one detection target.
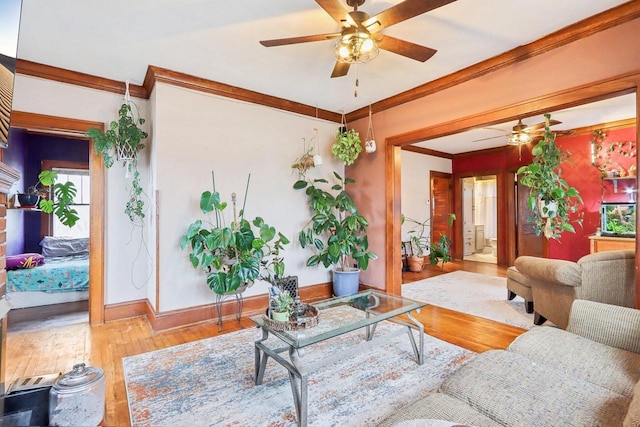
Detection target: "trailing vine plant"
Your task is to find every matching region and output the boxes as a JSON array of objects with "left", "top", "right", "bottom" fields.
[
  {"left": 85, "top": 102, "right": 148, "bottom": 225},
  {"left": 590, "top": 129, "right": 636, "bottom": 179},
  {"left": 517, "top": 114, "right": 583, "bottom": 240}
]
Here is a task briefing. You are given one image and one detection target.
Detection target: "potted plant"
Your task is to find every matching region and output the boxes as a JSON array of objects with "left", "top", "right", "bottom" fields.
[
  {"left": 293, "top": 171, "right": 377, "bottom": 296},
  {"left": 429, "top": 228, "right": 453, "bottom": 270},
  {"left": 332, "top": 127, "right": 362, "bottom": 166},
  {"left": 270, "top": 289, "right": 295, "bottom": 321},
  {"left": 17, "top": 170, "right": 80, "bottom": 227},
  {"left": 402, "top": 215, "right": 430, "bottom": 272},
  {"left": 180, "top": 173, "right": 290, "bottom": 296},
  {"left": 85, "top": 102, "right": 148, "bottom": 224},
  {"left": 517, "top": 114, "right": 583, "bottom": 240}
]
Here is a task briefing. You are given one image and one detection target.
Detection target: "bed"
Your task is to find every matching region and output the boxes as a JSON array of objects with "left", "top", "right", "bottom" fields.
[{"left": 6, "top": 237, "right": 90, "bottom": 309}]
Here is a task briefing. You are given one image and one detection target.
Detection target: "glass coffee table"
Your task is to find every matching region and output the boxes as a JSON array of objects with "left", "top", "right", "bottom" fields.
[{"left": 250, "top": 290, "right": 427, "bottom": 427}]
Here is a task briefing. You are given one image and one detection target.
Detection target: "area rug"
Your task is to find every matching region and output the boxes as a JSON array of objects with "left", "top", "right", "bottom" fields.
[
  {"left": 402, "top": 270, "right": 534, "bottom": 329},
  {"left": 123, "top": 318, "right": 474, "bottom": 426}
]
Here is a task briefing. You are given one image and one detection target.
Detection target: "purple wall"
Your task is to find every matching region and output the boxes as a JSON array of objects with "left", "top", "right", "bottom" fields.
[
  {"left": 4, "top": 128, "right": 26, "bottom": 255},
  {"left": 4, "top": 131, "right": 89, "bottom": 254}
]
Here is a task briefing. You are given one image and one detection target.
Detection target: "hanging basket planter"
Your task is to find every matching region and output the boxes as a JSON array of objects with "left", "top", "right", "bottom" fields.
[{"left": 116, "top": 140, "right": 138, "bottom": 162}]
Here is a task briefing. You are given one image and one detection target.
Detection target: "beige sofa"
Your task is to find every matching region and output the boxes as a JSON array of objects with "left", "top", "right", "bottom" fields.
[
  {"left": 379, "top": 300, "right": 640, "bottom": 427},
  {"left": 515, "top": 250, "right": 635, "bottom": 329}
]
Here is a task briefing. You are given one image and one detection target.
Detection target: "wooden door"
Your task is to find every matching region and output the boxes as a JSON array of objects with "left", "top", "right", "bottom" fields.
[
  {"left": 516, "top": 179, "right": 543, "bottom": 257},
  {"left": 431, "top": 172, "right": 453, "bottom": 250}
]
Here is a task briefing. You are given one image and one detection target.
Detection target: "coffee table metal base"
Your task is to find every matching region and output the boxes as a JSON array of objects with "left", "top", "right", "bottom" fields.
[{"left": 254, "top": 313, "right": 424, "bottom": 426}]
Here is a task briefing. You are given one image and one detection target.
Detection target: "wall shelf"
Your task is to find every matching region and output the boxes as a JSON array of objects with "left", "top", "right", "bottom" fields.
[{"left": 602, "top": 176, "right": 637, "bottom": 193}]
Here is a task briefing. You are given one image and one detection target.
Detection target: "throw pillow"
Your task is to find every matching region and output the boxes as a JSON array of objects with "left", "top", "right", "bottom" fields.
[{"left": 7, "top": 253, "right": 45, "bottom": 270}]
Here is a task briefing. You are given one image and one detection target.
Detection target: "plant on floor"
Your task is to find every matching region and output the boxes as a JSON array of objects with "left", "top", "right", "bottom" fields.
[
  {"left": 180, "top": 172, "right": 290, "bottom": 295},
  {"left": 294, "top": 171, "right": 377, "bottom": 271},
  {"left": 429, "top": 213, "right": 456, "bottom": 270},
  {"left": 293, "top": 171, "right": 377, "bottom": 296},
  {"left": 85, "top": 102, "right": 148, "bottom": 224},
  {"left": 402, "top": 214, "right": 430, "bottom": 272},
  {"left": 517, "top": 113, "right": 583, "bottom": 240}
]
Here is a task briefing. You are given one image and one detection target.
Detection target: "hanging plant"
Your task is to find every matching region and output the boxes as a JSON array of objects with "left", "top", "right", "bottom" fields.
[
  {"left": 332, "top": 112, "right": 362, "bottom": 166},
  {"left": 85, "top": 101, "right": 148, "bottom": 224},
  {"left": 517, "top": 114, "right": 583, "bottom": 240}
]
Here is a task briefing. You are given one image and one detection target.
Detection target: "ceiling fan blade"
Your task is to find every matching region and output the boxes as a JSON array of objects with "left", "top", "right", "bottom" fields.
[
  {"left": 472, "top": 134, "right": 508, "bottom": 143},
  {"left": 523, "top": 119, "right": 562, "bottom": 133},
  {"left": 315, "top": 0, "right": 350, "bottom": 25},
  {"left": 260, "top": 33, "right": 341, "bottom": 47},
  {"left": 362, "top": 0, "right": 456, "bottom": 32},
  {"left": 331, "top": 61, "right": 351, "bottom": 78},
  {"left": 377, "top": 35, "right": 437, "bottom": 62}
]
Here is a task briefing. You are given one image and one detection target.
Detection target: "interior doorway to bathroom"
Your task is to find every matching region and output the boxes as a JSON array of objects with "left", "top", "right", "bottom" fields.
[{"left": 462, "top": 175, "right": 498, "bottom": 264}]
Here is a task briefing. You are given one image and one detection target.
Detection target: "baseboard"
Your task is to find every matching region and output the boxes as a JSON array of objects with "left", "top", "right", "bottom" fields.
[{"left": 104, "top": 282, "right": 333, "bottom": 331}]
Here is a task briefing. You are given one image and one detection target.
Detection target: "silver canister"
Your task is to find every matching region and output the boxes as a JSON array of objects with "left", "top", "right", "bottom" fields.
[{"left": 49, "top": 363, "right": 106, "bottom": 426}]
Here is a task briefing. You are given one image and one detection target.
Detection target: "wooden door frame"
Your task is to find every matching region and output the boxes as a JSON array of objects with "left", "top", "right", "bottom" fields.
[
  {"left": 9, "top": 111, "right": 105, "bottom": 325},
  {"left": 385, "top": 72, "right": 640, "bottom": 300}
]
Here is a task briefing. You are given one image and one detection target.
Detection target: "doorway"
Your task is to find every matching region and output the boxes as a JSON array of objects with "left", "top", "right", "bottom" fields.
[
  {"left": 462, "top": 176, "right": 498, "bottom": 264},
  {"left": 8, "top": 111, "right": 105, "bottom": 325},
  {"left": 5, "top": 135, "right": 92, "bottom": 331}
]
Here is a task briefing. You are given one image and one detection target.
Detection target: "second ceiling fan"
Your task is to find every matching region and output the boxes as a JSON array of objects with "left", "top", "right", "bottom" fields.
[
  {"left": 259, "top": 0, "right": 456, "bottom": 78},
  {"left": 474, "top": 118, "right": 575, "bottom": 146}
]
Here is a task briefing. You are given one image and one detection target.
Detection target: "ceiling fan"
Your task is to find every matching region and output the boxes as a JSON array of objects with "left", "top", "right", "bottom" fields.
[
  {"left": 259, "top": 0, "right": 456, "bottom": 78},
  {"left": 473, "top": 119, "right": 575, "bottom": 146}
]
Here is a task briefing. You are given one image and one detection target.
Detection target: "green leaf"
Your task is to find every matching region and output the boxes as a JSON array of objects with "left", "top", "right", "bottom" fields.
[{"left": 293, "top": 180, "right": 308, "bottom": 189}]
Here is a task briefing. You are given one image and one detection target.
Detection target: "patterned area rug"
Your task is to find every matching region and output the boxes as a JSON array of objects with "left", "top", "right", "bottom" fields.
[
  {"left": 403, "top": 271, "right": 534, "bottom": 329},
  {"left": 123, "top": 319, "right": 474, "bottom": 426}
]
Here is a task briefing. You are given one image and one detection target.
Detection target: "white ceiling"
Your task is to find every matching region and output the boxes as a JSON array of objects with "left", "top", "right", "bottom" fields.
[
  {"left": 415, "top": 93, "right": 637, "bottom": 154},
  {"left": 13, "top": 0, "right": 636, "bottom": 153}
]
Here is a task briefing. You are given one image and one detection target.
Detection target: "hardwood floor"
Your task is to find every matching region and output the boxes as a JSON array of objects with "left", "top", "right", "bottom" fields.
[{"left": 6, "top": 260, "right": 524, "bottom": 426}]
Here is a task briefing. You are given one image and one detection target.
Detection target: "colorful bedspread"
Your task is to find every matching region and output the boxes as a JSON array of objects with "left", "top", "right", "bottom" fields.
[{"left": 7, "top": 255, "right": 89, "bottom": 293}]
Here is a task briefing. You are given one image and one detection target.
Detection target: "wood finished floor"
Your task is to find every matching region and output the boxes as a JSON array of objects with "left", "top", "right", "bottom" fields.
[{"left": 6, "top": 260, "right": 524, "bottom": 426}]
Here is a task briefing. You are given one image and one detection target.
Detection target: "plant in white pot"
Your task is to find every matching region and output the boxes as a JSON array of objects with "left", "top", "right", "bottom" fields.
[
  {"left": 517, "top": 114, "right": 583, "bottom": 240},
  {"left": 293, "top": 171, "right": 377, "bottom": 296}
]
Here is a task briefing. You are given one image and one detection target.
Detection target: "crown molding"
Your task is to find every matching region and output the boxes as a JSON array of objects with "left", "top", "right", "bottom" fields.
[{"left": 143, "top": 65, "right": 341, "bottom": 123}]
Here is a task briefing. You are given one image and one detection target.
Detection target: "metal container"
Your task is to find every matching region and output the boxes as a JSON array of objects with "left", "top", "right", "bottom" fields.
[{"left": 49, "top": 363, "right": 105, "bottom": 426}]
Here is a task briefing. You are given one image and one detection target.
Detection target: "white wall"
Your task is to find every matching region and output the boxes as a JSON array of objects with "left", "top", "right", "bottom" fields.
[
  {"left": 12, "top": 75, "right": 152, "bottom": 305},
  {"left": 400, "top": 150, "right": 452, "bottom": 242},
  {"left": 152, "top": 83, "right": 343, "bottom": 312}
]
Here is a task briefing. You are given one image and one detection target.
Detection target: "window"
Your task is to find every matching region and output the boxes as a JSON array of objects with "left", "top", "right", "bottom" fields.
[{"left": 51, "top": 168, "right": 90, "bottom": 238}]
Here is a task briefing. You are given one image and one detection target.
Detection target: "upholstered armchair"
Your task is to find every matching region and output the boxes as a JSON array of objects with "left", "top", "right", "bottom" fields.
[{"left": 514, "top": 250, "right": 636, "bottom": 329}]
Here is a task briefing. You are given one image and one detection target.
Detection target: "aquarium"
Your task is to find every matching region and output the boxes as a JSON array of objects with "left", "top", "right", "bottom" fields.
[{"left": 600, "top": 202, "right": 636, "bottom": 237}]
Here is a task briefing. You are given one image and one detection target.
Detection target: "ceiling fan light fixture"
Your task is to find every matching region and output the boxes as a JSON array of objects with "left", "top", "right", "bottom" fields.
[
  {"left": 507, "top": 132, "right": 531, "bottom": 146},
  {"left": 334, "top": 29, "right": 379, "bottom": 64}
]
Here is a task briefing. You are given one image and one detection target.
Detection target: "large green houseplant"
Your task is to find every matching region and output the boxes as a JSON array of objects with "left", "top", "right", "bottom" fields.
[
  {"left": 517, "top": 114, "right": 583, "bottom": 240},
  {"left": 293, "top": 171, "right": 377, "bottom": 296},
  {"left": 180, "top": 174, "right": 290, "bottom": 295},
  {"left": 85, "top": 102, "right": 148, "bottom": 224}
]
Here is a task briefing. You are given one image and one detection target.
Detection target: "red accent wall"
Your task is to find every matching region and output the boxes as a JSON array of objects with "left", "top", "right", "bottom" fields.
[{"left": 453, "top": 127, "right": 636, "bottom": 261}]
